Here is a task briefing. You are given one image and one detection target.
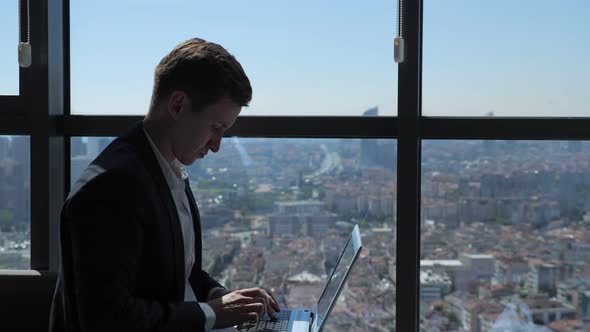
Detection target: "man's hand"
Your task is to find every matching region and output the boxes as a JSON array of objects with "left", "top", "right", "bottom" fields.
[
  {"left": 208, "top": 288, "right": 230, "bottom": 300},
  {"left": 207, "top": 287, "right": 281, "bottom": 328}
]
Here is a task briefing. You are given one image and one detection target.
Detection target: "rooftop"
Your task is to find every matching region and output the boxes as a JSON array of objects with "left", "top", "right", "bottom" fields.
[{"left": 420, "top": 259, "right": 463, "bottom": 267}]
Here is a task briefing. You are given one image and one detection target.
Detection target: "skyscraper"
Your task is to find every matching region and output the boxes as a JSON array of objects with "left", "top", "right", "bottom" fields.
[
  {"left": 71, "top": 137, "right": 86, "bottom": 157},
  {"left": 0, "top": 136, "right": 9, "bottom": 160},
  {"left": 567, "top": 141, "right": 582, "bottom": 153},
  {"left": 86, "top": 137, "right": 100, "bottom": 158},
  {"left": 360, "top": 107, "right": 396, "bottom": 170},
  {"left": 9, "top": 136, "right": 30, "bottom": 178},
  {"left": 361, "top": 107, "right": 380, "bottom": 167}
]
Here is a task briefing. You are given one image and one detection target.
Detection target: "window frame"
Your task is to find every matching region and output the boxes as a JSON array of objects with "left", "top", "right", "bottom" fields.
[
  {"left": 0, "top": 0, "right": 66, "bottom": 272},
  {"left": 0, "top": 0, "right": 35, "bottom": 110},
  {"left": 0, "top": 0, "right": 36, "bottom": 135},
  {"left": 2, "top": 1, "right": 590, "bottom": 331}
]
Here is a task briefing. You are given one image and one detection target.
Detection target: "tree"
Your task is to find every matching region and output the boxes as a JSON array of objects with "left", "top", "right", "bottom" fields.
[
  {"left": 564, "top": 207, "right": 584, "bottom": 222},
  {"left": 14, "top": 223, "right": 27, "bottom": 233},
  {"left": 448, "top": 311, "right": 461, "bottom": 325},
  {"left": 495, "top": 215, "right": 511, "bottom": 225},
  {"left": 0, "top": 209, "right": 14, "bottom": 232}
]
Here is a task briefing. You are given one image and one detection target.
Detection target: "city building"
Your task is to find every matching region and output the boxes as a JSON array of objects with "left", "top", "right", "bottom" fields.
[
  {"left": 360, "top": 108, "right": 396, "bottom": 170},
  {"left": 527, "top": 261, "right": 574, "bottom": 297},
  {"left": 268, "top": 201, "right": 336, "bottom": 237},
  {"left": 519, "top": 296, "right": 577, "bottom": 325},
  {"left": 557, "top": 278, "right": 590, "bottom": 321},
  {"left": 420, "top": 270, "right": 452, "bottom": 303},
  {"left": 494, "top": 256, "right": 529, "bottom": 286}
]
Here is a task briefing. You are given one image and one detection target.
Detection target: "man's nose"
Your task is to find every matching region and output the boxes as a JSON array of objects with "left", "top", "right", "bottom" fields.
[{"left": 208, "top": 136, "right": 222, "bottom": 153}]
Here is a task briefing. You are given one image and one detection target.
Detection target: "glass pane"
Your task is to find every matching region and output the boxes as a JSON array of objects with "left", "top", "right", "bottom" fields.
[
  {"left": 421, "top": 140, "right": 590, "bottom": 331},
  {"left": 423, "top": 1, "right": 590, "bottom": 117},
  {"left": 0, "top": 136, "right": 30, "bottom": 269},
  {"left": 0, "top": 1, "right": 19, "bottom": 95},
  {"left": 73, "top": 137, "right": 396, "bottom": 331},
  {"left": 70, "top": 1, "right": 397, "bottom": 116},
  {"left": 70, "top": 137, "right": 114, "bottom": 185}
]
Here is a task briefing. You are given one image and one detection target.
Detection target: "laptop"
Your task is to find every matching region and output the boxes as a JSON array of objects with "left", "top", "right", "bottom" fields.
[{"left": 237, "top": 224, "right": 363, "bottom": 332}]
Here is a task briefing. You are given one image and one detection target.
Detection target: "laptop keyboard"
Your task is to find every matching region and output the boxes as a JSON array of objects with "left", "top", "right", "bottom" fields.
[{"left": 237, "top": 310, "right": 291, "bottom": 332}]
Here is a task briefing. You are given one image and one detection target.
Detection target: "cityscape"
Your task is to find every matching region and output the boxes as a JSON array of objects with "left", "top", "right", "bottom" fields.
[
  {"left": 4, "top": 112, "right": 590, "bottom": 331},
  {"left": 0, "top": 136, "right": 30, "bottom": 270},
  {"left": 419, "top": 139, "right": 590, "bottom": 331}
]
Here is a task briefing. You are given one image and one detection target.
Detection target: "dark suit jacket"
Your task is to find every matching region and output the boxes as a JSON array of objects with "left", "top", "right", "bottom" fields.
[{"left": 50, "top": 122, "right": 223, "bottom": 332}]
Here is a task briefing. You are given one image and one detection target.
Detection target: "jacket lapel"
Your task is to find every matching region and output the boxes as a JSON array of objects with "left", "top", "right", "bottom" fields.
[
  {"left": 123, "top": 122, "right": 186, "bottom": 299},
  {"left": 184, "top": 179, "right": 203, "bottom": 272}
]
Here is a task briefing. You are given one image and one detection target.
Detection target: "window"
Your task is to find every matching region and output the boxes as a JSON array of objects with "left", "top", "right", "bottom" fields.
[
  {"left": 73, "top": 137, "right": 396, "bottom": 331},
  {"left": 423, "top": 0, "right": 590, "bottom": 117},
  {"left": 70, "top": 0, "right": 397, "bottom": 116},
  {"left": 70, "top": 137, "right": 114, "bottom": 185},
  {"left": 198, "top": 138, "right": 396, "bottom": 331},
  {"left": 8, "top": 1, "right": 590, "bottom": 331},
  {"left": 0, "top": 135, "right": 30, "bottom": 269},
  {"left": 420, "top": 140, "right": 590, "bottom": 331},
  {"left": 0, "top": 1, "right": 19, "bottom": 95}
]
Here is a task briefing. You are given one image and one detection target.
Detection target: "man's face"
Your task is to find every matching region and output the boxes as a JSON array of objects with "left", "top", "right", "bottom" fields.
[{"left": 169, "top": 95, "right": 241, "bottom": 166}]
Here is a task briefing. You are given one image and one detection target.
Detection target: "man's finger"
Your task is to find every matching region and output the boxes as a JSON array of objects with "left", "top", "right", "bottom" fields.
[
  {"left": 240, "top": 302, "right": 265, "bottom": 320},
  {"left": 252, "top": 297, "right": 267, "bottom": 317},
  {"left": 252, "top": 289, "right": 277, "bottom": 319},
  {"left": 269, "top": 296, "right": 280, "bottom": 312},
  {"left": 240, "top": 287, "right": 280, "bottom": 316},
  {"left": 241, "top": 287, "right": 263, "bottom": 295},
  {"left": 245, "top": 311, "right": 260, "bottom": 324},
  {"left": 242, "top": 290, "right": 270, "bottom": 306},
  {"left": 234, "top": 295, "right": 261, "bottom": 304},
  {"left": 263, "top": 288, "right": 281, "bottom": 312},
  {"left": 260, "top": 296, "right": 277, "bottom": 319},
  {"left": 239, "top": 301, "right": 264, "bottom": 311},
  {"left": 239, "top": 295, "right": 266, "bottom": 307}
]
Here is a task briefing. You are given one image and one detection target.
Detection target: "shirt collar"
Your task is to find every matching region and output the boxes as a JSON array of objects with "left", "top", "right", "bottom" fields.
[
  {"left": 143, "top": 128, "right": 188, "bottom": 192},
  {"left": 171, "top": 159, "right": 189, "bottom": 181}
]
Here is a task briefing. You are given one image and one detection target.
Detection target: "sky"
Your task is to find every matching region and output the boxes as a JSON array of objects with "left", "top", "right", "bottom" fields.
[{"left": 0, "top": 0, "right": 588, "bottom": 117}]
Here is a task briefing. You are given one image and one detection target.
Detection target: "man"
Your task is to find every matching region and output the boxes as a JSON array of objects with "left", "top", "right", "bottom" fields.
[{"left": 50, "top": 38, "right": 279, "bottom": 331}]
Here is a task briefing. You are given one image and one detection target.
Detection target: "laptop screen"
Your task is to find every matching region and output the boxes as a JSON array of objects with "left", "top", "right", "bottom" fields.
[{"left": 315, "top": 225, "right": 362, "bottom": 330}]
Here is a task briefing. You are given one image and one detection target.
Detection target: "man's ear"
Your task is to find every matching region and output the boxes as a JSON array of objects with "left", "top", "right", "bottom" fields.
[{"left": 167, "top": 91, "right": 187, "bottom": 120}]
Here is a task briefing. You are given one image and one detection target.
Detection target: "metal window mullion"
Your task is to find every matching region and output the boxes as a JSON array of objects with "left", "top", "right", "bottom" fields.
[
  {"left": 421, "top": 117, "right": 590, "bottom": 140},
  {"left": 63, "top": 0, "right": 71, "bottom": 197},
  {"left": 62, "top": 115, "right": 398, "bottom": 138},
  {"left": 19, "top": 0, "right": 33, "bottom": 103},
  {"left": 62, "top": 115, "right": 590, "bottom": 140},
  {"left": 396, "top": 0, "right": 423, "bottom": 331},
  {"left": 30, "top": 0, "right": 66, "bottom": 272},
  {"left": 29, "top": 0, "right": 50, "bottom": 271},
  {"left": 0, "top": 106, "right": 30, "bottom": 133},
  {"left": 47, "top": 0, "right": 67, "bottom": 272}
]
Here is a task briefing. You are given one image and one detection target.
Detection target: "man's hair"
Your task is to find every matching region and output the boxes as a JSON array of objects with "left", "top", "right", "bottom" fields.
[{"left": 151, "top": 38, "right": 252, "bottom": 111}]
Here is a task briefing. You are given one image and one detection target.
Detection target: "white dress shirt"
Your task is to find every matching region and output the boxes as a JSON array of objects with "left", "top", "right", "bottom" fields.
[{"left": 144, "top": 130, "right": 218, "bottom": 331}]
